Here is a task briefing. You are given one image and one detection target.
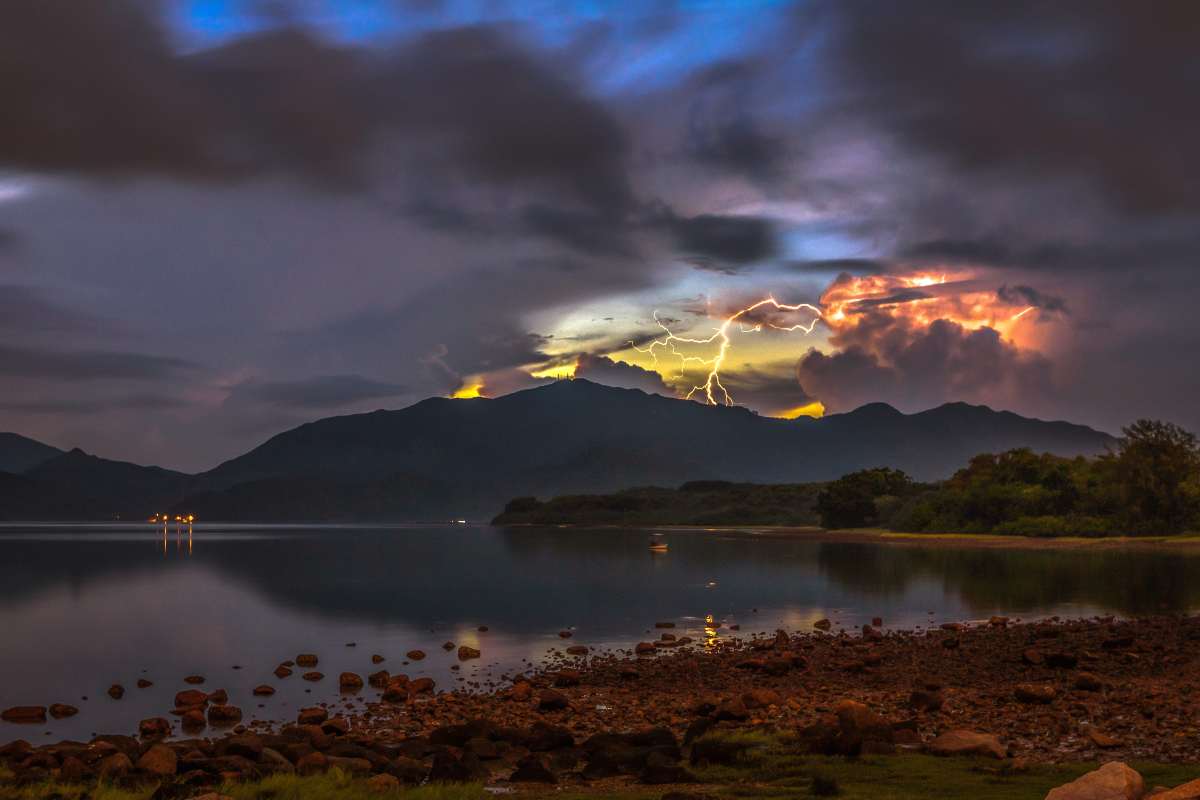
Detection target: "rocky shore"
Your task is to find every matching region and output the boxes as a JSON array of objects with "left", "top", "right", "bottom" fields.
[{"left": 4, "top": 614, "right": 1200, "bottom": 795}]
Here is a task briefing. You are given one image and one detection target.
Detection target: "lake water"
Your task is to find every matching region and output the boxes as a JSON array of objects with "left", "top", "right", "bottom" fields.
[{"left": 2, "top": 523, "right": 1199, "bottom": 744}]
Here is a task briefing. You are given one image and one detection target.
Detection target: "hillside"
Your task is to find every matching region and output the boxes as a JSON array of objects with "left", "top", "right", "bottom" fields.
[
  {"left": 183, "top": 380, "right": 1113, "bottom": 519},
  {"left": 0, "top": 432, "right": 62, "bottom": 473}
]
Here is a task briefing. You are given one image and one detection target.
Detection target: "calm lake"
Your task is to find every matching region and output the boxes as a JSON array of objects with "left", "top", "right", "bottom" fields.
[{"left": 2, "top": 523, "right": 1199, "bottom": 743}]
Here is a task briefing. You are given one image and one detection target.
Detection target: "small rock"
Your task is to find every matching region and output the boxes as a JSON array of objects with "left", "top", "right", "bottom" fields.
[
  {"left": 1087, "top": 729, "right": 1123, "bottom": 749},
  {"left": 558, "top": 630, "right": 573, "bottom": 638},
  {"left": 510, "top": 755, "right": 557, "bottom": 783},
  {"left": 252, "top": 684, "right": 275, "bottom": 696},
  {"left": 184, "top": 675, "right": 205, "bottom": 684},
  {"left": 406, "top": 650, "right": 425, "bottom": 660},
  {"left": 927, "top": 730, "right": 1006, "bottom": 759},
  {"left": 302, "top": 671, "right": 324, "bottom": 681},
  {"left": 107, "top": 684, "right": 124, "bottom": 700},
  {"left": 207, "top": 688, "right": 228, "bottom": 704},
  {"left": 298, "top": 707, "right": 329, "bottom": 725},
  {"left": 442, "top": 641, "right": 455, "bottom": 650},
  {"left": 48, "top": 703, "right": 78, "bottom": 719},
  {"left": 368, "top": 670, "right": 390, "bottom": 688},
  {"left": 274, "top": 665, "right": 293, "bottom": 679},
  {"left": 136, "top": 679, "right": 153, "bottom": 689},
  {"left": 296, "top": 654, "right": 319, "bottom": 667},
  {"left": 1015, "top": 683, "right": 1056, "bottom": 704},
  {"left": 371, "top": 654, "right": 385, "bottom": 664},
  {"left": 457, "top": 646, "right": 480, "bottom": 661},
  {"left": 814, "top": 618, "right": 832, "bottom": 630},
  {"left": 339, "top": 672, "right": 364, "bottom": 691},
  {"left": 174, "top": 689, "right": 208, "bottom": 708},
  {"left": 98, "top": 752, "right": 133, "bottom": 779},
  {"left": 635, "top": 642, "right": 656, "bottom": 655},
  {"left": 538, "top": 689, "right": 569, "bottom": 711},
  {"left": 1, "top": 706, "right": 46, "bottom": 723},
  {"left": 366, "top": 774, "right": 400, "bottom": 793},
  {"left": 138, "top": 717, "right": 171, "bottom": 739}
]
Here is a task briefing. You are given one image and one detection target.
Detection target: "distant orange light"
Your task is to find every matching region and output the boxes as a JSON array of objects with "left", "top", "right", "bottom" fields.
[
  {"left": 774, "top": 400, "right": 826, "bottom": 420},
  {"left": 451, "top": 382, "right": 484, "bottom": 399}
]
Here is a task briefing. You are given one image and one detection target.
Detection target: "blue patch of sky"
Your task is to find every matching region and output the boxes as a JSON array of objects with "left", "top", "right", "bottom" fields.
[{"left": 168, "top": 0, "right": 798, "bottom": 91}]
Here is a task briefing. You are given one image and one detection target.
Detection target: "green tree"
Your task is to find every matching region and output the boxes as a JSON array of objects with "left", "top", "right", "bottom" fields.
[
  {"left": 817, "top": 468, "right": 913, "bottom": 529},
  {"left": 1110, "top": 419, "right": 1200, "bottom": 533}
]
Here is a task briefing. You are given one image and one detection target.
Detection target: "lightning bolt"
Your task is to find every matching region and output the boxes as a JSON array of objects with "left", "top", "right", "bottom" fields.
[{"left": 632, "top": 297, "right": 822, "bottom": 406}]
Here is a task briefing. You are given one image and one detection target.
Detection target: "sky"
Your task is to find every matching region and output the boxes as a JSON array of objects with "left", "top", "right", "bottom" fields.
[{"left": 2, "top": 0, "right": 1198, "bottom": 471}]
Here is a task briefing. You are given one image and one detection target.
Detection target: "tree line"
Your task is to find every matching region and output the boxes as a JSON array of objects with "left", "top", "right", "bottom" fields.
[{"left": 817, "top": 420, "right": 1200, "bottom": 536}]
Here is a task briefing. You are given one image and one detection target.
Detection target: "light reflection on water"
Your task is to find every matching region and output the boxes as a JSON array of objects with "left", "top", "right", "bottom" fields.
[{"left": 0, "top": 523, "right": 1198, "bottom": 743}]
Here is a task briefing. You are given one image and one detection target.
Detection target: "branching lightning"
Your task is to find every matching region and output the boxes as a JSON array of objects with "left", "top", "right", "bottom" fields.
[{"left": 632, "top": 297, "right": 822, "bottom": 406}]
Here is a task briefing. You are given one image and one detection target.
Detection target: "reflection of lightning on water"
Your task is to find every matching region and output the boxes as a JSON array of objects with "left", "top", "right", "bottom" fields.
[{"left": 632, "top": 297, "right": 822, "bottom": 406}]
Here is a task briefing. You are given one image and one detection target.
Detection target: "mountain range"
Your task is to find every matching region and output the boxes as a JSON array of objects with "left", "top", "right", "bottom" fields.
[{"left": 0, "top": 379, "right": 1115, "bottom": 521}]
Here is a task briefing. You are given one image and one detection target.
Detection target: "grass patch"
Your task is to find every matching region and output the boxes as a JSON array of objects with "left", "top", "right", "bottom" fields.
[{"left": 5, "top": 742, "right": 1200, "bottom": 800}]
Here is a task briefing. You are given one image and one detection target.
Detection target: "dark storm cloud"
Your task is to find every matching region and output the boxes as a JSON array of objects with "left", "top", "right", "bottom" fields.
[
  {"left": 0, "top": 286, "right": 110, "bottom": 334},
  {"left": 997, "top": 285, "right": 1068, "bottom": 314},
  {"left": 797, "top": 319, "right": 1052, "bottom": 414},
  {"left": 573, "top": 355, "right": 672, "bottom": 396},
  {"left": 225, "top": 374, "right": 408, "bottom": 410},
  {"left": 0, "top": 344, "right": 198, "bottom": 381},
  {"left": 1, "top": 3, "right": 633, "bottom": 216},
  {"left": 818, "top": 0, "right": 1200, "bottom": 216},
  {"left": 784, "top": 259, "right": 889, "bottom": 276},
  {"left": 0, "top": 393, "right": 190, "bottom": 415},
  {"left": 667, "top": 214, "right": 777, "bottom": 271}
]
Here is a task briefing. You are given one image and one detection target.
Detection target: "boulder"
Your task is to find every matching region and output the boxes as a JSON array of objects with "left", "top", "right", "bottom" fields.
[
  {"left": 409, "top": 677, "right": 435, "bottom": 694},
  {"left": 554, "top": 669, "right": 582, "bottom": 687},
  {"left": 814, "top": 618, "right": 832, "bottom": 630},
  {"left": 909, "top": 689, "right": 944, "bottom": 712},
  {"left": 386, "top": 756, "right": 429, "bottom": 784},
  {"left": 138, "top": 717, "right": 172, "bottom": 739},
  {"left": 510, "top": 755, "right": 557, "bottom": 783},
  {"left": 252, "top": 685, "right": 276, "bottom": 696},
  {"left": 367, "top": 774, "right": 400, "bottom": 793},
  {"left": 298, "top": 707, "right": 329, "bottom": 725},
  {"left": 538, "top": 689, "right": 569, "bottom": 712},
  {"left": 1, "top": 706, "right": 46, "bottom": 723},
  {"left": 174, "top": 689, "right": 208, "bottom": 708},
  {"left": 107, "top": 684, "right": 125, "bottom": 700},
  {"left": 1088, "top": 729, "right": 1123, "bottom": 749},
  {"left": 1044, "top": 761, "right": 1144, "bottom": 800},
  {"left": 223, "top": 734, "right": 264, "bottom": 760},
  {"left": 296, "top": 752, "right": 328, "bottom": 776},
  {"left": 457, "top": 646, "right": 481, "bottom": 661},
  {"left": 48, "top": 703, "right": 78, "bottom": 719},
  {"left": 635, "top": 642, "right": 656, "bottom": 655},
  {"left": 136, "top": 743, "right": 177, "bottom": 776},
  {"left": 1015, "top": 684, "right": 1057, "bottom": 704},
  {"left": 406, "top": 650, "right": 426, "bottom": 660},
  {"left": 207, "top": 688, "right": 229, "bottom": 704},
  {"left": 274, "top": 665, "right": 293, "bottom": 679},
  {"left": 428, "top": 751, "right": 487, "bottom": 782},
  {"left": 368, "top": 670, "right": 390, "bottom": 688},
  {"left": 927, "top": 730, "right": 1006, "bottom": 759},
  {"left": 1075, "top": 672, "right": 1104, "bottom": 692},
  {"left": 302, "top": 671, "right": 324, "bottom": 681},
  {"left": 137, "top": 679, "right": 153, "bottom": 688},
  {"left": 296, "top": 654, "right": 319, "bottom": 667},
  {"left": 184, "top": 675, "right": 205, "bottom": 684},
  {"left": 1152, "top": 778, "right": 1200, "bottom": 799},
  {"left": 339, "top": 672, "right": 364, "bottom": 691},
  {"left": 742, "top": 688, "right": 782, "bottom": 709},
  {"left": 98, "top": 752, "right": 133, "bottom": 779}
]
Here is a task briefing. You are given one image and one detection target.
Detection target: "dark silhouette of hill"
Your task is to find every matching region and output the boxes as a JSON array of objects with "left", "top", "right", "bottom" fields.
[
  {"left": 3, "top": 449, "right": 191, "bottom": 520},
  {"left": 184, "top": 380, "right": 1113, "bottom": 519},
  {"left": 0, "top": 380, "right": 1114, "bottom": 520},
  {"left": 0, "top": 432, "right": 62, "bottom": 473}
]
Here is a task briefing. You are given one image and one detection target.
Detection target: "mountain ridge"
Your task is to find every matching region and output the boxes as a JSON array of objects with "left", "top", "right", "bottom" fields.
[{"left": 0, "top": 380, "right": 1115, "bottom": 521}]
